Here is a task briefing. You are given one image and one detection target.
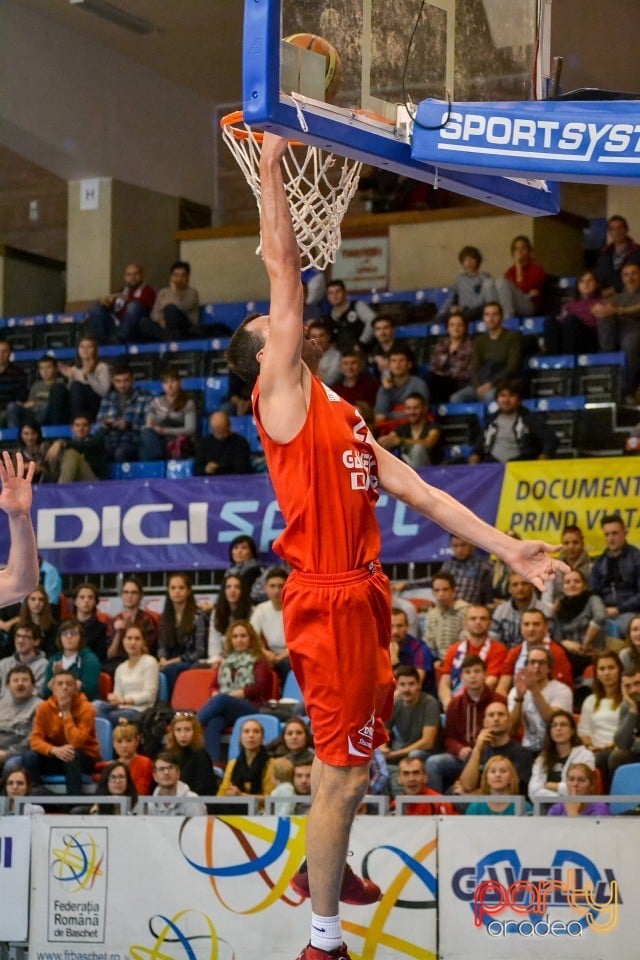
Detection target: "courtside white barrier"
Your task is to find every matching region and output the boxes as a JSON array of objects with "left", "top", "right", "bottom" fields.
[{"left": 14, "top": 815, "right": 639, "bottom": 959}]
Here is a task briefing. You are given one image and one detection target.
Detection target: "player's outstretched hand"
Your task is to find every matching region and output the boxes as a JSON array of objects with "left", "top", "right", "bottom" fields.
[
  {"left": 261, "top": 130, "right": 289, "bottom": 162},
  {"left": 507, "top": 539, "right": 570, "bottom": 593},
  {"left": 0, "top": 451, "right": 35, "bottom": 517}
]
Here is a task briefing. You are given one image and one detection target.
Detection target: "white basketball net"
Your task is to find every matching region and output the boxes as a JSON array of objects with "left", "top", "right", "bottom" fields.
[{"left": 222, "top": 115, "right": 362, "bottom": 271}]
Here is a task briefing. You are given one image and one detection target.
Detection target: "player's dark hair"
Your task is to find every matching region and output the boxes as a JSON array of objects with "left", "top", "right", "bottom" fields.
[{"left": 228, "top": 313, "right": 264, "bottom": 384}]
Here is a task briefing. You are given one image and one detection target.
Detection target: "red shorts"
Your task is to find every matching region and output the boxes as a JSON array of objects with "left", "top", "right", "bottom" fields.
[{"left": 282, "top": 560, "right": 395, "bottom": 767}]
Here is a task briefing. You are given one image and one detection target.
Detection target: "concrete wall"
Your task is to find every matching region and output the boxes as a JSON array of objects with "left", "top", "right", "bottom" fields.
[
  {"left": 0, "top": 250, "right": 65, "bottom": 317},
  {"left": 180, "top": 234, "right": 270, "bottom": 303}
]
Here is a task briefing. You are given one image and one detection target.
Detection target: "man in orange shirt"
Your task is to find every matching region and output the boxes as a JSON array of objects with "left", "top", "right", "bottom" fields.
[
  {"left": 23, "top": 670, "right": 99, "bottom": 794},
  {"left": 226, "top": 131, "right": 567, "bottom": 960}
]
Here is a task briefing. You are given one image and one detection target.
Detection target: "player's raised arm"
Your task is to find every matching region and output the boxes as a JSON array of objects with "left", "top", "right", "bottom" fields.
[
  {"left": 372, "top": 438, "right": 568, "bottom": 591},
  {"left": 258, "top": 133, "right": 305, "bottom": 393},
  {"left": 0, "top": 451, "right": 39, "bottom": 605}
]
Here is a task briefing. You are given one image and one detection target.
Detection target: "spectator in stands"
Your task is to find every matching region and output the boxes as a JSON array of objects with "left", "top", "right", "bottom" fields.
[
  {"left": 149, "top": 750, "right": 206, "bottom": 815},
  {"left": 592, "top": 261, "right": 640, "bottom": 399},
  {"left": 496, "top": 609, "right": 573, "bottom": 695},
  {"left": 39, "top": 555, "right": 62, "bottom": 615},
  {"left": 594, "top": 214, "right": 640, "bottom": 296},
  {"left": 268, "top": 756, "right": 296, "bottom": 812},
  {"left": 427, "top": 310, "right": 474, "bottom": 403},
  {"left": 377, "top": 393, "right": 441, "bottom": 468},
  {"left": 578, "top": 651, "right": 623, "bottom": 788},
  {"left": 307, "top": 322, "right": 341, "bottom": 386},
  {"left": 207, "top": 573, "right": 253, "bottom": 666},
  {"left": 0, "top": 339, "right": 28, "bottom": 426},
  {"left": 436, "top": 246, "right": 501, "bottom": 322},
  {"left": 609, "top": 665, "right": 640, "bottom": 776},
  {"left": 456, "top": 700, "right": 533, "bottom": 795},
  {"left": 542, "top": 524, "right": 593, "bottom": 606},
  {"left": 90, "top": 760, "right": 139, "bottom": 814},
  {"left": 95, "top": 363, "right": 151, "bottom": 463},
  {"left": 6, "top": 355, "right": 68, "bottom": 429},
  {"left": 388, "top": 608, "right": 436, "bottom": 695},
  {"left": 332, "top": 348, "right": 379, "bottom": 408},
  {"left": 438, "top": 608, "right": 506, "bottom": 708},
  {"left": 501, "top": 235, "right": 546, "bottom": 316},
  {"left": 157, "top": 573, "right": 207, "bottom": 696},
  {"left": 197, "top": 621, "right": 274, "bottom": 763},
  {"left": 71, "top": 582, "right": 108, "bottom": 663},
  {"left": 139, "top": 368, "right": 197, "bottom": 461},
  {"left": 589, "top": 514, "right": 640, "bottom": 636},
  {"left": 325, "top": 279, "right": 377, "bottom": 351},
  {"left": 57, "top": 337, "right": 111, "bottom": 422},
  {"left": 44, "top": 619, "right": 101, "bottom": 702},
  {"left": 250, "top": 567, "right": 290, "bottom": 682},
  {"left": 552, "top": 569, "right": 607, "bottom": 681},
  {"left": 424, "top": 572, "right": 467, "bottom": 660},
  {"left": 24, "top": 669, "right": 99, "bottom": 794},
  {"left": 368, "top": 315, "right": 397, "bottom": 374},
  {"left": 546, "top": 762, "right": 609, "bottom": 817},
  {"left": 224, "top": 535, "right": 263, "bottom": 596},
  {"left": 217, "top": 717, "right": 276, "bottom": 799},
  {"left": 620, "top": 615, "right": 640, "bottom": 674},
  {"left": 441, "top": 537, "right": 493, "bottom": 607},
  {"left": 465, "top": 756, "right": 530, "bottom": 816},
  {"left": 223, "top": 364, "right": 253, "bottom": 418},
  {"left": 0, "top": 624, "right": 46, "bottom": 696},
  {"left": 374, "top": 347, "right": 428, "bottom": 421},
  {"left": 427, "top": 655, "right": 506, "bottom": 793},
  {"left": 451, "top": 302, "right": 522, "bottom": 404},
  {"left": 507, "top": 645, "right": 573, "bottom": 753},
  {"left": 0, "top": 665, "right": 41, "bottom": 776},
  {"left": 292, "top": 759, "right": 313, "bottom": 813},
  {"left": 545, "top": 271, "right": 601, "bottom": 355},
  {"left": 195, "top": 411, "right": 253, "bottom": 476},
  {"left": 86, "top": 262, "right": 156, "bottom": 345},
  {"left": 112, "top": 718, "right": 154, "bottom": 796},
  {"left": 104, "top": 576, "right": 160, "bottom": 671},
  {"left": 17, "top": 422, "right": 55, "bottom": 483},
  {"left": 392, "top": 755, "right": 457, "bottom": 815},
  {"left": 16, "top": 587, "right": 58, "bottom": 657},
  {"left": 469, "top": 380, "right": 557, "bottom": 463},
  {"left": 490, "top": 572, "right": 551, "bottom": 650},
  {"left": 379, "top": 666, "right": 440, "bottom": 793},
  {"left": 1, "top": 767, "right": 44, "bottom": 816},
  {"left": 166, "top": 712, "right": 220, "bottom": 796},
  {"left": 142, "top": 261, "right": 200, "bottom": 341},
  {"left": 275, "top": 717, "right": 315, "bottom": 765},
  {"left": 528, "top": 710, "right": 595, "bottom": 800},
  {"left": 96, "top": 625, "right": 159, "bottom": 724},
  {"left": 46, "top": 415, "right": 109, "bottom": 483}
]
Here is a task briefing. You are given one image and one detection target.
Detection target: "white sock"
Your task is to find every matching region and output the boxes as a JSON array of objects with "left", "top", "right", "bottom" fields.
[{"left": 310, "top": 913, "right": 342, "bottom": 953}]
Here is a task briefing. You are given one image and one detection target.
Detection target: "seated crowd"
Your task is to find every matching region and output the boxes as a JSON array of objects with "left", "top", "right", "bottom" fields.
[
  {"left": 1, "top": 512, "right": 640, "bottom": 817},
  {"left": 1, "top": 218, "right": 640, "bottom": 481}
]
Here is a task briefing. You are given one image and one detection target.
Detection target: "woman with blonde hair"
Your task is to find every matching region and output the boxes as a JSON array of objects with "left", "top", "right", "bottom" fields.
[
  {"left": 197, "top": 620, "right": 276, "bottom": 763},
  {"left": 218, "top": 717, "right": 276, "bottom": 799},
  {"left": 166, "top": 711, "right": 219, "bottom": 796},
  {"left": 546, "top": 763, "right": 610, "bottom": 817},
  {"left": 465, "top": 755, "right": 529, "bottom": 816}
]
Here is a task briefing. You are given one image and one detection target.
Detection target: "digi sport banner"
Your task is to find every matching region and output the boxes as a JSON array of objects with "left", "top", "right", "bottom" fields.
[{"left": 29, "top": 815, "right": 438, "bottom": 960}]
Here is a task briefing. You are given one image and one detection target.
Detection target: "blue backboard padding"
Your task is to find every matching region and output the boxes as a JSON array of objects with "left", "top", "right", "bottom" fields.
[
  {"left": 413, "top": 98, "right": 640, "bottom": 183},
  {"left": 241, "top": 0, "right": 560, "bottom": 217}
]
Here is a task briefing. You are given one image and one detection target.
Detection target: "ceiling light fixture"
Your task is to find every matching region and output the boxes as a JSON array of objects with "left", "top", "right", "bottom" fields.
[{"left": 69, "top": 0, "right": 157, "bottom": 36}]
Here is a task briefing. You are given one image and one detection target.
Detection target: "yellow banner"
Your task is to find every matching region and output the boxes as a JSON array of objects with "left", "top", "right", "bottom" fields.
[{"left": 496, "top": 456, "right": 640, "bottom": 556}]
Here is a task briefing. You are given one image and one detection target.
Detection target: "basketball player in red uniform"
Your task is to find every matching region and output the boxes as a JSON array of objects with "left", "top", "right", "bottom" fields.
[
  {"left": 0, "top": 451, "right": 38, "bottom": 605},
  {"left": 228, "top": 132, "right": 568, "bottom": 960}
]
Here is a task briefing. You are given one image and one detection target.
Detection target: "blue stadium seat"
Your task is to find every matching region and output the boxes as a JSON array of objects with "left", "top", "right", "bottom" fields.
[
  {"left": 281, "top": 672, "right": 303, "bottom": 701},
  {"left": 42, "top": 425, "right": 73, "bottom": 439},
  {"left": 575, "top": 352, "right": 626, "bottom": 402},
  {"left": 527, "top": 354, "right": 575, "bottom": 398},
  {"left": 166, "top": 458, "right": 195, "bottom": 479},
  {"left": 205, "top": 375, "right": 230, "bottom": 413},
  {"left": 109, "top": 461, "right": 166, "bottom": 480},
  {"left": 95, "top": 716, "right": 114, "bottom": 761},
  {"left": 609, "top": 763, "right": 640, "bottom": 815},
  {"left": 520, "top": 315, "right": 546, "bottom": 335},
  {"left": 230, "top": 415, "right": 262, "bottom": 452}
]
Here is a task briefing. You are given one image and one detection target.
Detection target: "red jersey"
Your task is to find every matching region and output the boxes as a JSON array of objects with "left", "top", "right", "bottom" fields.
[{"left": 253, "top": 373, "right": 381, "bottom": 573}]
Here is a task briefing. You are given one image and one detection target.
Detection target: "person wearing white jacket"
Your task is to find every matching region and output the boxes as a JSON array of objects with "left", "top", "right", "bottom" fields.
[{"left": 528, "top": 709, "right": 595, "bottom": 798}]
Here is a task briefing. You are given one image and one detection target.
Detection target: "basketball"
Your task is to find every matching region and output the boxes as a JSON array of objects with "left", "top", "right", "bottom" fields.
[{"left": 283, "top": 33, "right": 342, "bottom": 103}]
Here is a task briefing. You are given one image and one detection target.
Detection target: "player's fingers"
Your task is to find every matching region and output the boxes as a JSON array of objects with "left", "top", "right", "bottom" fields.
[
  {"left": 25, "top": 459, "right": 36, "bottom": 483},
  {"left": 13, "top": 450, "right": 24, "bottom": 477},
  {"left": 0, "top": 450, "right": 8, "bottom": 482},
  {"left": 1, "top": 449, "right": 15, "bottom": 478}
]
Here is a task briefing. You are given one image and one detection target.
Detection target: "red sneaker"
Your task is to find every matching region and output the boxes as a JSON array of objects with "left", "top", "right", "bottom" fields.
[
  {"left": 295, "top": 944, "right": 351, "bottom": 960},
  {"left": 290, "top": 862, "right": 382, "bottom": 905}
]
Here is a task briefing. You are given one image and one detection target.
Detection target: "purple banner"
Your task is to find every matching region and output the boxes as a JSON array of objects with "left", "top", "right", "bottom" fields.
[{"left": 0, "top": 465, "right": 503, "bottom": 574}]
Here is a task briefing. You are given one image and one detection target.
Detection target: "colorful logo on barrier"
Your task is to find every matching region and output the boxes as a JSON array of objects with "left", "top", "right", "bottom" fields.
[
  {"left": 452, "top": 849, "right": 621, "bottom": 938},
  {"left": 130, "top": 910, "right": 233, "bottom": 960},
  {"left": 50, "top": 832, "right": 104, "bottom": 892}
]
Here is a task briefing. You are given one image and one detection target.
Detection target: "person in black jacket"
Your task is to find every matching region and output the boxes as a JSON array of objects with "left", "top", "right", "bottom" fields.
[
  {"left": 166, "top": 711, "right": 220, "bottom": 796},
  {"left": 470, "top": 380, "right": 557, "bottom": 464},
  {"left": 195, "top": 411, "right": 253, "bottom": 476}
]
